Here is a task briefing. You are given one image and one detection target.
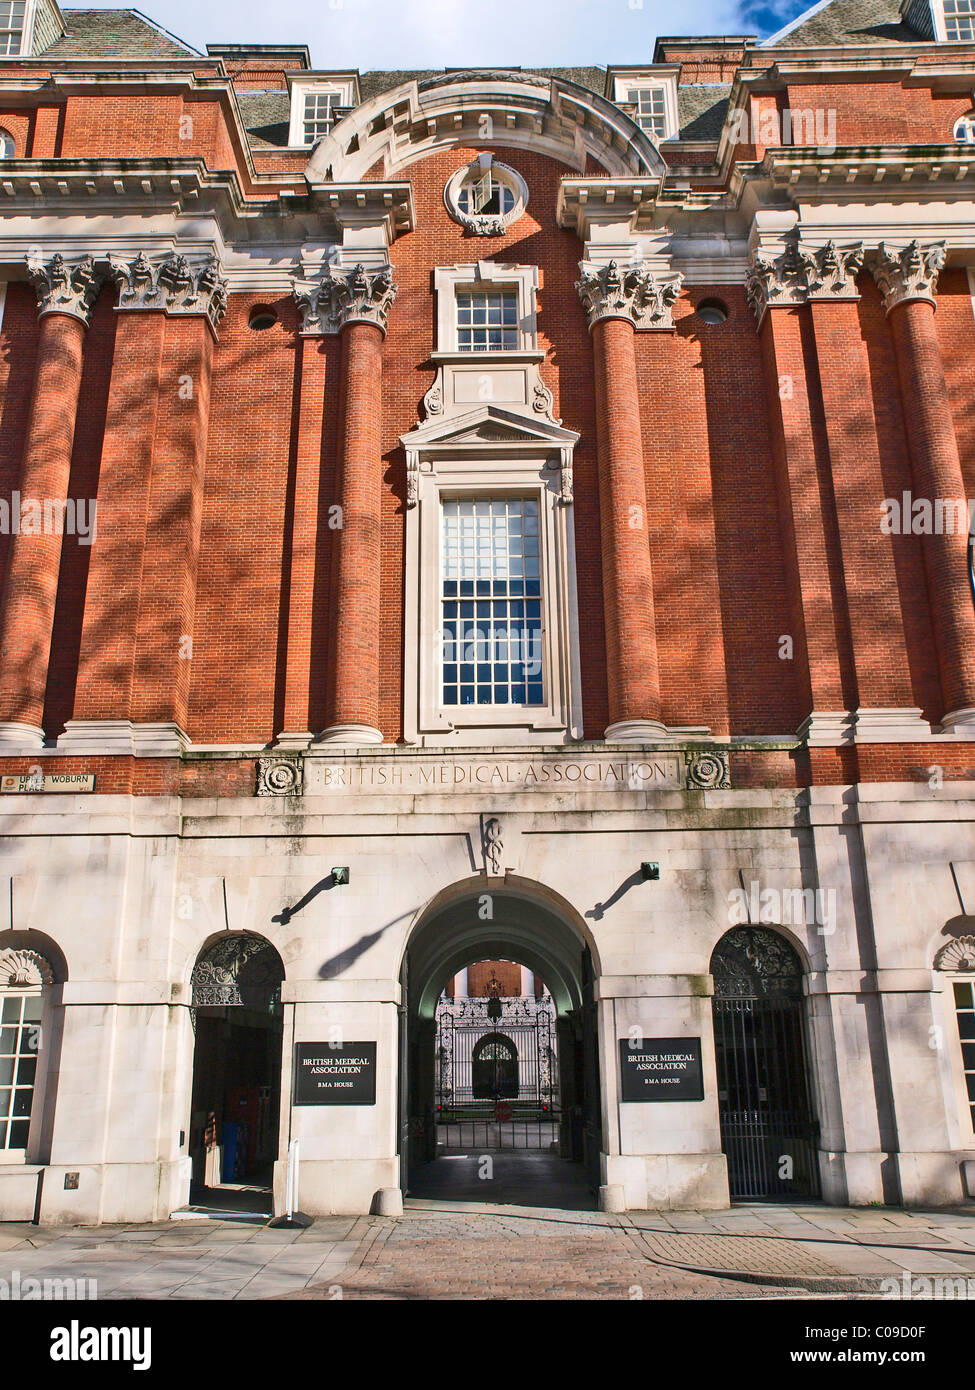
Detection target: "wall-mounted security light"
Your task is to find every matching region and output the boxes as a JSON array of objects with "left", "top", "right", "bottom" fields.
[
  {"left": 641, "top": 862, "right": 660, "bottom": 881},
  {"left": 330, "top": 867, "right": 350, "bottom": 885}
]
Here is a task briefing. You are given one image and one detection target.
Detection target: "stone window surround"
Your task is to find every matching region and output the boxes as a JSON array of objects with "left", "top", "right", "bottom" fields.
[
  {"left": 608, "top": 70, "right": 679, "bottom": 142},
  {"left": 287, "top": 75, "right": 357, "bottom": 148},
  {"left": 943, "top": 969, "right": 975, "bottom": 1141},
  {"left": 443, "top": 157, "right": 529, "bottom": 237},
  {"left": 403, "top": 452, "right": 583, "bottom": 746},
  {"left": 0, "top": 0, "right": 29, "bottom": 58},
  {"left": 0, "top": 948, "right": 54, "bottom": 1167},
  {"left": 433, "top": 261, "right": 538, "bottom": 355}
]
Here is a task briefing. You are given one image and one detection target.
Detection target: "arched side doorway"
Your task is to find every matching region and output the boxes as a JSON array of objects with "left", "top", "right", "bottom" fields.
[
  {"left": 400, "top": 878, "right": 603, "bottom": 1201},
  {"left": 471, "top": 1032, "right": 518, "bottom": 1100},
  {"left": 188, "top": 934, "right": 285, "bottom": 1199},
  {"left": 710, "top": 927, "right": 820, "bottom": 1200}
]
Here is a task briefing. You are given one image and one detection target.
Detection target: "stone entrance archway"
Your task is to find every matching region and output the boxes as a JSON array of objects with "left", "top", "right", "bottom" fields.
[
  {"left": 399, "top": 876, "right": 603, "bottom": 1207},
  {"left": 188, "top": 933, "right": 285, "bottom": 1204}
]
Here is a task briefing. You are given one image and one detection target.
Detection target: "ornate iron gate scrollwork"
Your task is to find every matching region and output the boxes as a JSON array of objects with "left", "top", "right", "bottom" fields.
[
  {"left": 711, "top": 927, "right": 820, "bottom": 1200},
  {"left": 190, "top": 935, "right": 284, "bottom": 1028}
]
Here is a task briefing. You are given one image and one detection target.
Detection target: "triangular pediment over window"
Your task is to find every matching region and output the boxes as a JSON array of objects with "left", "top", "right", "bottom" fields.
[{"left": 401, "top": 404, "right": 579, "bottom": 451}]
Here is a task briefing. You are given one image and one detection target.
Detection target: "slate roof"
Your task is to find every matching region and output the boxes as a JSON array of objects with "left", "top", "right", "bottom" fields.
[
  {"left": 43, "top": 7, "right": 197, "bottom": 58},
  {"left": 236, "top": 91, "right": 292, "bottom": 149},
  {"left": 677, "top": 84, "right": 731, "bottom": 139},
  {"left": 767, "top": 0, "right": 924, "bottom": 45}
]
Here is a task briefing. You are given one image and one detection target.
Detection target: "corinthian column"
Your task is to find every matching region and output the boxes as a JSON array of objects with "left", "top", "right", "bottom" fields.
[
  {"left": 576, "top": 260, "right": 680, "bottom": 740},
  {"left": 0, "top": 254, "right": 102, "bottom": 747},
  {"left": 871, "top": 241, "right": 975, "bottom": 732},
  {"left": 321, "top": 263, "right": 397, "bottom": 743},
  {"left": 62, "top": 252, "right": 226, "bottom": 754}
]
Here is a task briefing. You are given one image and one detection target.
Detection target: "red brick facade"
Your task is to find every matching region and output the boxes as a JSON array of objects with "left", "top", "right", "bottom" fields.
[{"left": 1, "top": 8, "right": 974, "bottom": 789}]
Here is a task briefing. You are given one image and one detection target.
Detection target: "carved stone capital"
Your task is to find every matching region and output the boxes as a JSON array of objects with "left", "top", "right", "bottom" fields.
[
  {"left": 292, "top": 262, "right": 398, "bottom": 337},
  {"left": 0, "top": 948, "right": 53, "bottom": 988},
  {"left": 333, "top": 262, "right": 398, "bottom": 334},
  {"left": 575, "top": 259, "right": 682, "bottom": 331},
  {"left": 870, "top": 240, "right": 947, "bottom": 313},
  {"left": 109, "top": 252, "right": 228, "bottom": 331},
  {"left": 26, "top": 252, "right": 102, "bottom": 325},
  {"left": 745, "top": 241, "right": 807, "bottom": 325},
  {"left": 802, "top": 240, "right": 864, "bottom": 301}
]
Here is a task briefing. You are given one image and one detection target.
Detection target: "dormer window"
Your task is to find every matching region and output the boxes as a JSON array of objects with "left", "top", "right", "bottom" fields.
[
  {"left": 302, "top": 90, "right": 337, "bottom": 143},
  {"left": 609, "top": 70, "right": 678, "bottom": 141},
  {"left": 287, "top": 76, "right": 357, "bottom": 148},
  {"left": 944, "top": 0, "right": 975, "bottom": 36},
  {"left": 0, "top": 1, "right": 24, "bottom": 55},
  {"left": 627, "top": 86, "right": 667, "bottom": 137}
]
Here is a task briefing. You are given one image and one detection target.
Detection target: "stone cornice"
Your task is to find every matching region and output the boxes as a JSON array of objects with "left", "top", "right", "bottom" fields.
[
  {"left": 575, "top": 259, "right": 683, "bottom": 331},
  {"left": 292, "top": 261, "right": 398, "bottom": 337},
  {"left": 738, "top": 145, "right": 975, "bottom": 202},
  {"left": 25, "top": 251, "right": 102, "bottom": 325},
  {"left": 556, "top": 178, "right": 663, "bottom": 239},
  {"left": 0, "top": 160, "right": 413, "bottom": 243},
  {"left": 109, "top": 251, "right": 229, "bottom": 331},
  {"left": 870, "top": 239, "right": 947, "bottom": 313}
]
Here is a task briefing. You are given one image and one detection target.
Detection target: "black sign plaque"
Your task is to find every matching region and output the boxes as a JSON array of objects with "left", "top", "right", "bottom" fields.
[
  {"left": 293, "top": 1042, "right": 377, "bottom": 1106},
  {"left": 618, "top": 1037, "right": 704, "bottom": 1102}
]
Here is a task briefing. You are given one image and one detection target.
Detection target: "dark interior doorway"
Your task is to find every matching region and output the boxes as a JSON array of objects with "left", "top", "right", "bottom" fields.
[{"left": 188, "top": 935, "right": 285, "bottom": 1209}]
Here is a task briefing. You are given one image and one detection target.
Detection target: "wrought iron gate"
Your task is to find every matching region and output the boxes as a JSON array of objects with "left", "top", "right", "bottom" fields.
[
  {"left": 711, "top": 928, "right": 820, "bottom": 1200},
  {"left": 435, "top": 994, "right": 558, "bottom": 1150}
]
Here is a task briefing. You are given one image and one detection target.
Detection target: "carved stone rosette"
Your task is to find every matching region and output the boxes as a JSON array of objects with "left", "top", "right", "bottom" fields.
[
  {"left": 109, "top": 251, "right": 228, "bottom": 331},
  {"left": 685, "top": 750, "right": 731, "bottom": 790},
  {"left": 870, "top": 240, "right": 947, "bottom": 314},
  {"left": 0, "top": 948, "right": 53, "bottom": 988},
  {"left": 292, "top": 262, "right": 398, "bottom": 337},
  {"left": 26, "top": 252, "right": 103, "bottom": 325},
  {"left": 256, "top": 756, "right": 302, "bottom": 796},
  {"left": 575, "top": 259, "right": 683, "bottom": 330}
]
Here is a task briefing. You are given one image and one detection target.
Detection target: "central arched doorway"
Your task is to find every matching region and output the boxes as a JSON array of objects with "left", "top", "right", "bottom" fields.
[
  {"left": 471, "top": 1033, "right": 519, "bottom": 1100},
  {"left": 400, "top": 877, "right": 602, "bottom": 1208},
  {"left": 710, "top": 927, "right": 820, "bottom": 1200}
]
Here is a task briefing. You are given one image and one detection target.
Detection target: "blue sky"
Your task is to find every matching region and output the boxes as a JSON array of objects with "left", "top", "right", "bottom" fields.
[{"left": 137, "top": 0, "right": 816, "bottom": 68}]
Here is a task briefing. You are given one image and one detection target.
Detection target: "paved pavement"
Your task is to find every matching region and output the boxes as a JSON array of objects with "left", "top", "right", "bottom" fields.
[{"left": 2, "top": 1153, "right": 974, "bottom": 1299}]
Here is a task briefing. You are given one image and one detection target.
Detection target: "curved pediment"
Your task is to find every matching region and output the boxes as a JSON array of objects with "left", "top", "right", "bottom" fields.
[{"left": 305, "top": 70, "right": 667, "bottom": 184}]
